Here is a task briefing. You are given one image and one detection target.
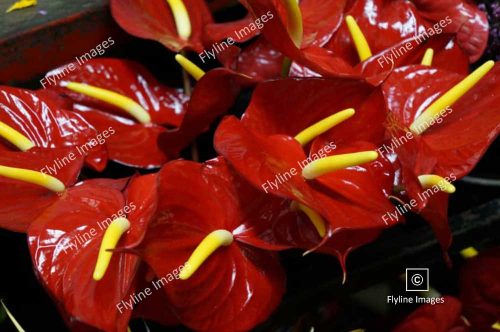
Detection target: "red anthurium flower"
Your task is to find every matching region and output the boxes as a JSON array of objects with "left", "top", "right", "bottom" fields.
[
  {"left": 215, "top": 117, "right": 395, "bottom": 243},
  {"left": 43, "top": 58, "right": 187, "bottom": 168},
  {"left": 244, "top": 0, "right": 469, "bottom": 83},
  {"left": 44, "top": 58, "right": 187, "bottom": 127},
  {"left": 244, "top": 0, "right": 358, "bottom": 79},
  {"left": 393, "top": 296, "right": 469, "bottom": 332},
  {"left": 110, "top": 0, "right": 257, "bottom": 54},
  {"left": 324, "top": 0, "right": 474, "bottom": 69},
  {"left": 44, "top": 58, "right": 253, "bottom": 168},
  {"left": 238, "top": 77, "right": 387, "bottom": 145},
  {"left": 140, "top": 158, "right": 286, "bottom": 332},
  {"left": 267, "top": 0, "right": 347, "bottom": 49},
  {"left": 460, "top": 247, "right": 500, "bottom": 332},
  {"left": 326, "top": 0, "right": 428, "bottom": 63},
  {"left": 380, "top": 62, "right": 500, "bottom": 250},
  {"left": 0, "top": 86, "right": 107, "bottom": 171},
  {"left": 28, "top": 174, "right": 158, "bottom": 331},
  {"left": 110, "top": 0, "right": 212, "bottom": 52},
  {"left": 214, "top": 78, "right": 398, "bottom": 246},
  {"left": 0, "top": 147, "right": 83, "bottom": 232}
]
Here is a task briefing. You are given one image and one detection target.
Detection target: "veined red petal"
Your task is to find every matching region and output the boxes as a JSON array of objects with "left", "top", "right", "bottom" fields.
[
  {"left": 241, "top": 78, "right": 386, "bottom": 145},
  {"left": 325, "top": 0, "right": 429, "bottom": 65},
  {"left": 0, "top": 147, "right": 83, "bottom": 232},
  {"left": 141, "top": 159, "right": 285, "bottom": 331},
  {"left": 419, "top": 192, "right": 452, "bottom": 254},
  {"left": 72, "top": 108, "right": 169, "bottom": 168},
  {"left": 215, "top": 116, "right": 399, "bottom": 231},
  {"left": 383, "top": 64, "right": 500, "bottom": 180},
  {"left": 0, "top": 87, "right": 107, "bottom": 171},
  {"left": 28, "top": 179, "right": 132, "bottom": 331},
  {"left": 300, "top": 0, "right": 347, "bottom": 47},
  {"left": 45, "top": 58, "right": 188, "bottom": 127},
  {"left": 204, "top": 15, "right": 260, "bottom": 44},
  {"left": 110, "top": 0, "right": 213, "bottom": 52},
  {"left": 28, "top": 176, "right": 156, "bottom": 331}
]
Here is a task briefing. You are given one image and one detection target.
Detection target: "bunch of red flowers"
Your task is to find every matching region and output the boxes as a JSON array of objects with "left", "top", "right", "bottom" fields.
[{"left": 0, "top": 0, "right": 498, "bottom": 331}]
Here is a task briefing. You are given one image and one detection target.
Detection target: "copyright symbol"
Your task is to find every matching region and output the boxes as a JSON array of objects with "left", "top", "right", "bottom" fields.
[
  {"left": 406, "top": 268, "right": 429, "bottom": 291},
  {"left": 411, "top": 274, "right": 424, "bottom": 286}
]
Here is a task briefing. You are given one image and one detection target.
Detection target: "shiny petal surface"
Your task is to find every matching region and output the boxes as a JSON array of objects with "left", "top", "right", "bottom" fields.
[
  {"left": 300, "top": 0, "right": 348, "bottom": 47},
  {"left": 325, "top": 0, "right": 429, "bottom": 66},
  {"left": 0, "top": 87, "right": 107, "bottom": 171},
  {"left": 110, "top": 0, "right": 213, "bottom": 52},
  {"left": 204, "top": 15, "right": 260, "bottom": 44},
  {"left": 234, "top": 37, "right": 284, "bottom": 80},
  {"left": 215, "top": 116, "right": 399, "bottom": 231},
  {"left": 419, "top": 192, "right": 452, "bottom": 254},
  {"left": 45, "top": 58, "right": 188, "bottom": 127},
  {"left": 72, "top": 108, "right": 168, "bottom": 168},
  {"left": 383, "top": 64, "right": 500, "bottom": 180},
  {"left": 141, "top": 159, "right": 286, "bottom": 332},
  {"left": 0, "top": 147, "right": 83, "bottom": 232},
  {"left": 28, "top": 179, "right": 132, "bottom": 331},
  {"left": 241, "top": 77, "right": 386, "bottom": 145},
  {"left": 27, "top": 176, "right": 155, "bottom": 331},
  {"left": 245, "top": 0, "right": 359, "bottom": 78},
  {"left": 412, "top": 0, "right": 489, "bottom": 62}
]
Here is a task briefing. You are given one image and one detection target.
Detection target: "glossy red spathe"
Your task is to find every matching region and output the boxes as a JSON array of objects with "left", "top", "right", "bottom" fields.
[
  {"left": 140, "top": 158, "right": 286, "bottom": 332},
  {"left": 28, "top": 175, "right": 158, "bottom": 331},
  {"left": 0, "top": 86, "right": 107, "bottom": 171}
]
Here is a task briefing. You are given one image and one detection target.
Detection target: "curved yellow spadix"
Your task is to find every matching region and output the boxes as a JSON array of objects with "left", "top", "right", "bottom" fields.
[
  {"left": 0, "top": 121, "right": 35, "bottom": 151},
  {"left": 421, "top": 48, "right": 434, "bottom": 66},
  {"left": 283, "top": 0, "right": 303, "bottom": 48},
  {"left": 302, "top": 151, "right": 379, "bottom": 180},
  {"left": 179, "top": 229, "right": 233, "bottom": 280},
  {"left": 64, "top": 82, "right": 151, "bottom": 124},
  {"left": 418, "top": 174, "right": 456, "bottom": 194},
  {"left": 0, "top": 165, "right": 65, "bottom": 192},
  {"left": 492, "top": 321, "right": 500, "bottom": 330},
  {"left": 294, "top": 108, "right": 355, "bottom": 146},
  {"left": 290, "top": 201, "right": 326, "bottom": 237},
  {"left": 345, "top": 15, "right": 372, "bottom": 62},
  {"left": 93, "top": 217, "right": 130, "bottom": 281},
  {"left": 175, "top": 54, "right": 206, "bottom": 81},
  {"left": 166, "top": 0, "right": 192, "bottom": 40},
  {"left": 460, "top": 246, "right": 478, "bottom": 259},
  {"left": 410, "top": 60, "right": 495, "bottom": 135}
]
